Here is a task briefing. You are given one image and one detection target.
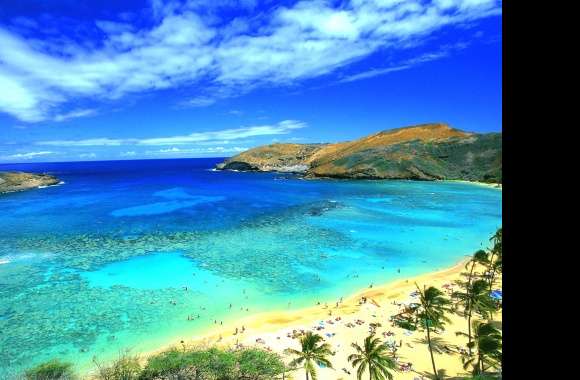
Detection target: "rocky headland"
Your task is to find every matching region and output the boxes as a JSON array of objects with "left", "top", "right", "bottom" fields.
[
  {"left": 0, "top": 172, "right": 61, "bottom": 194},
  {"left": 216, "top": 123, "right": 502, "bottom": 183}
]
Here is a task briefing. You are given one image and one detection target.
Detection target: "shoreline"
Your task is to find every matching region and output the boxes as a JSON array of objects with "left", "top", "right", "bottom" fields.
[
  {"left": 214, "top": 168, "right": 503, "bottom": 190},
  {"left": 84, "top": 257, "right": 497, "bottom": 379},
  {"left": 445, "top": 179, "right": 502, "bottom": 190}
]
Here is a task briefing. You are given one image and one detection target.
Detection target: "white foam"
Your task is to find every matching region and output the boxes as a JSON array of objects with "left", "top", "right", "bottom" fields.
[{"left": 38, "top": 181, "right": 65, "bottom": 189}]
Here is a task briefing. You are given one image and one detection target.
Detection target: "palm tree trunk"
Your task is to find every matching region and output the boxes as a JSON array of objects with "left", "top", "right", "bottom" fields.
[
  {"left": 487, "top": 252, "right": 497, "bottom": 321},
  {"left": 468, "top": 260, "right": 476, "bottom": 288},
  {"left": 467, "top": 307, "right": 473, "bottom": 356},
  {"left": 426, "top": 321, "right": 439, "bottom": 380},
  {"left": 369, "top": 366, "right": 373, "bottom": 380},
  {"left": 466, "top": 259, "right": 475, "bottom": 356},
  {"left": 306, "top": 371, "right": 309, "bottom": 380},
  {"left": 487, "top": 252, "right": 496, "bottom": 291}
]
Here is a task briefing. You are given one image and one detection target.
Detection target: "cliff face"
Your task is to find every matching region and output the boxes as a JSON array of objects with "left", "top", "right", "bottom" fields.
[
  {"left": 0, "top": 172, "right": 60, "bottom": 194},
  {"left": 216, "top": 123, "right": 502, "bottom": 183},
  {"left": 215, "top": 143, "right": 328, "bottom": 173}
]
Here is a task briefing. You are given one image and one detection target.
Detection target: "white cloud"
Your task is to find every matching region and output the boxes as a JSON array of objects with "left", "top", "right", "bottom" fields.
[
  {"left": 339, "top": 42, "right": 468, "bottom": 83},
  {"left": 36, "top": 120, "right": 306, "bottom": 146},
  {"left": 53, "top": 109, "right": 98, "bottom": 122},
  {"left": 38, "top": 138, "right": 125, "bottom": 146},
  {"left": 79, "top": 152, "right": 97, "bottom": 159},
  {"left": 182, "top": 96, "right": 217, "bottom": 107},
  {"left": 0, "top": 0, "right": 501, "bottom": 122},
  {"left": 145, "top": 146, "right": 248, "bottom": 155},
  {"left": 1, "top": 151, "right": 55, "bottom": 160}
]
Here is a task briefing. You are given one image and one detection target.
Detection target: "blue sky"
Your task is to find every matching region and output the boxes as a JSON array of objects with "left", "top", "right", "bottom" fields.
[{"left": 0, "top": 0, "right": 502, "bottom": 163}]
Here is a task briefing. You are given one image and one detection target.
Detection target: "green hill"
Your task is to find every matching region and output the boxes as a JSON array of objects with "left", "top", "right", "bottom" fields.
[{"left": 216, "top": 123, "right": 501, "bottom": 183}]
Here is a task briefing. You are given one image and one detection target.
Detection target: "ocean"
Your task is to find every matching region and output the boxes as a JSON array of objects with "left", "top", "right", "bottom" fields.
[{"left": 0, "top": 158, "right": 502, "bottom": 376}]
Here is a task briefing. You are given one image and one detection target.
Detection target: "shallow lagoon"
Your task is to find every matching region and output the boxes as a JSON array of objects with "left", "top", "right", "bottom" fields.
[{"left": 0, "top": 158, "right": 502, "bottom": 375}]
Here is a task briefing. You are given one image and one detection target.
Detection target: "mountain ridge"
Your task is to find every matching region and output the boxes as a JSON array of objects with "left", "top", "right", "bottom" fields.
[{"left": 216, "top": 123, "right": 502, "bottom": 183}]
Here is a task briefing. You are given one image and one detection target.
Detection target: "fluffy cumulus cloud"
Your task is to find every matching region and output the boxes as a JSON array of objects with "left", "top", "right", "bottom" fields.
[{"left": 0, "top": 0, "right": 501, "bottom": 122}]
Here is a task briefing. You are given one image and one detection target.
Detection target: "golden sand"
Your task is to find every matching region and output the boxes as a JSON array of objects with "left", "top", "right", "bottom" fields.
[{"left": 122, "top": 259, "right": 501, "bottom": 380}]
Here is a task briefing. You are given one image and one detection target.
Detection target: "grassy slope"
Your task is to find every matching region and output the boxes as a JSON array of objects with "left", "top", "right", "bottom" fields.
[{"left": 218, "top": 123, "right": 502, "bottom": 182}]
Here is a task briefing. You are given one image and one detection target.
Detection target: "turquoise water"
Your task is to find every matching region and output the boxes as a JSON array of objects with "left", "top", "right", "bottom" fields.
[{"left": 0, "top": 158, "right": 502, "bottom": 376}]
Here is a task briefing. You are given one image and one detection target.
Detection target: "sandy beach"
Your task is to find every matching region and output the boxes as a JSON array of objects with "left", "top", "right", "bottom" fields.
[
  {"left": 446, "top": 180, "right": 502, "bottom": 190},
  {"left": 107, "top": 258, "right": 501, "bottom": 380}
]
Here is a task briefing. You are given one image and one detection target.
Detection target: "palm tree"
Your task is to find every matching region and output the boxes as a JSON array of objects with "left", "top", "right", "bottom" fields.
[
  {"left": 453, "top": 279, "right": 496, "bottom": 356},
  {"left": 486, "top": 228, "right": 502, "bottom": 293},
  {"left": 284, "top": 331, "right": 333, "bottom": 380},
  {"left": 410, "top": 284, "right": 451, "bottom": 380},
  {"left": 461, "top": 322, "right": 502, "bottom": 376},
  {"left": 348, "top": 334, "right": 398, "bottom": 380},
  {"left": 465, "top": 250, "right": 490, "bottom": 287}
]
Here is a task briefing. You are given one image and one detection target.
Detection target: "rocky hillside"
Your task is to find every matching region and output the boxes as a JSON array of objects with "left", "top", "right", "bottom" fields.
[
  {"left": 0, "top": 172, "right": 60, "bottom": 194},
  {"left": 216, "top": 123, "right": 502, "bottom": 182}
]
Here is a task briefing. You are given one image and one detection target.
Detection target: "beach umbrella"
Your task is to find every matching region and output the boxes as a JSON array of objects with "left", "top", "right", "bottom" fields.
[{"left": 490, "top": 290, "right": 502, "bottom": 300}]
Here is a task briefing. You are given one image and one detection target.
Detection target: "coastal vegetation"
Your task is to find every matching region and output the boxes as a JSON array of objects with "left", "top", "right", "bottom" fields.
[
  {"left": 24, "top": 359, "right": 75, "bottom": 380},
  {"left": 284, "top": 331, "right": 334, "bottom": 380},
  {"left": 408, "top": 285, "right": 452, "bottom": 380},
  {"left": 216, "top": 123, "right": 502, "bottom": 183},
  {"left": 21, "top": 228, "right": 502, "bottom": 380},
  {"left": 347, "top": 334, "right": 398, "bottom": 380}
]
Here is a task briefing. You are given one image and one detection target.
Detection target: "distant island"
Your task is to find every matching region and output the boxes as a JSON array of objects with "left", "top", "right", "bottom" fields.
[
  {"left": 216, "top": 123, "right": 502, "bottom": 183},
  {"left": 0, "top": 171, "right": 60, "bottom": 194}
]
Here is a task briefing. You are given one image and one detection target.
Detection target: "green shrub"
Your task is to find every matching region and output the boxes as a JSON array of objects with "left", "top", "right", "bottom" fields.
[
  {"left": 24, "top": 359, "right": 75, "bottom": 380},
  {"left": 194, "top": 347, "right": 237, "bottom": 379},
  {"left": 139, "top": 347, "right": 286, "bottom": 380},
  {"left": 94, "top": 353, "right": 141, "bottom": 380},
  {"left": 138, "top": 349, "right": 196, "bottom": 379},
  {"left": 139, "top": 347, "right": 237, "bottom": 380},
  {"left": 236, "top": 348, "right": 286, "bottom": 380}
]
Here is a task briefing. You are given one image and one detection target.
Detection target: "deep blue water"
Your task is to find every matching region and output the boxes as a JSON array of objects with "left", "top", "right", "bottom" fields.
[{"left": 0, "top": 158, "right": 502, "bottom": 376}]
